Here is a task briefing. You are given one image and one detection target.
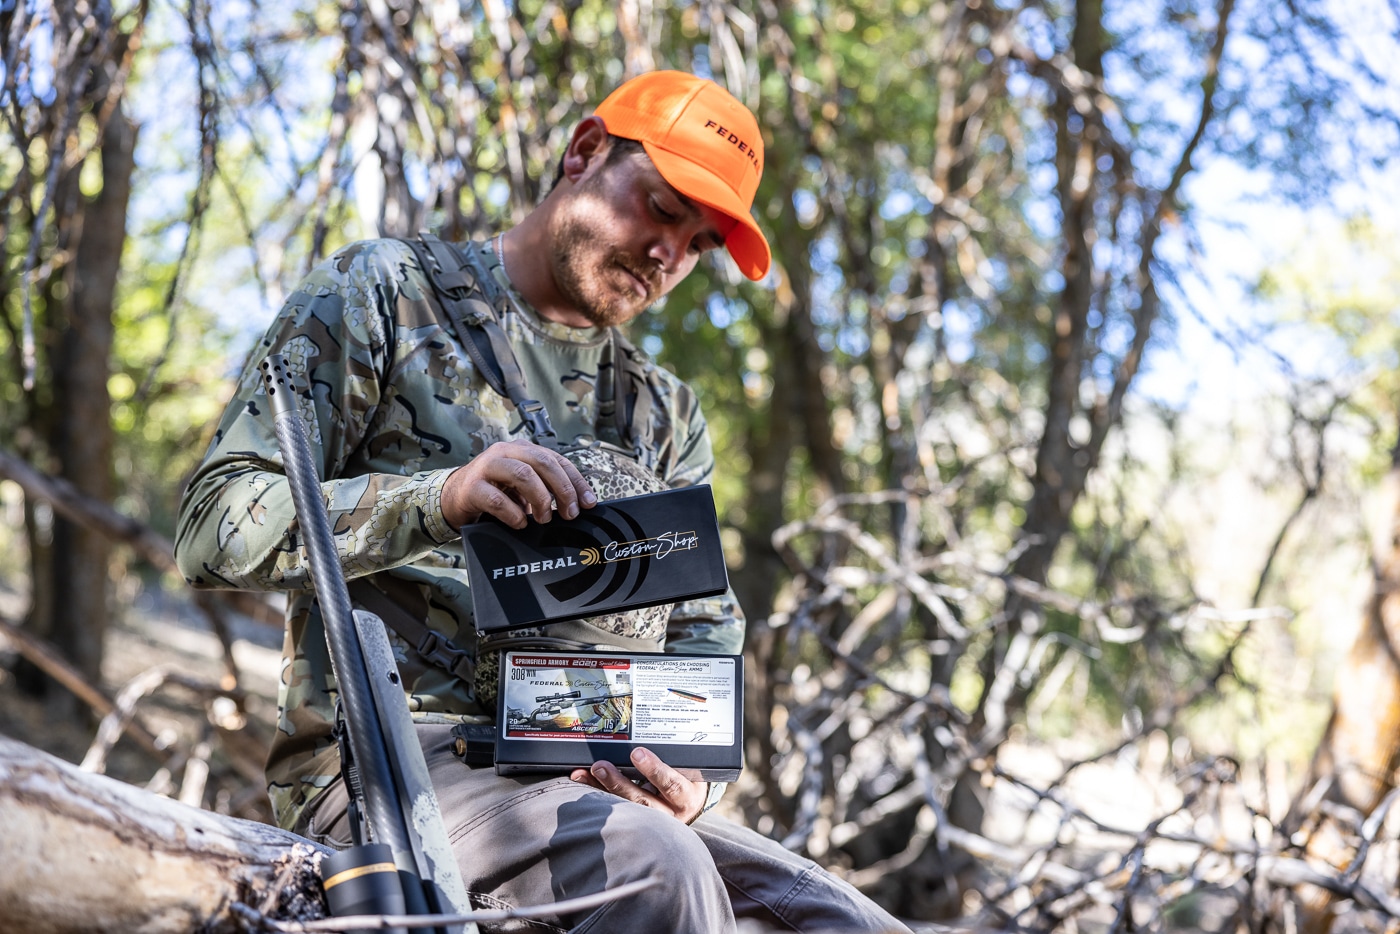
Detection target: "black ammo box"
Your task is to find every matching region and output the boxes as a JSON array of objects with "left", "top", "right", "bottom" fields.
[{"left": 460, "top": 485, "right": 730, "bottom": 634}]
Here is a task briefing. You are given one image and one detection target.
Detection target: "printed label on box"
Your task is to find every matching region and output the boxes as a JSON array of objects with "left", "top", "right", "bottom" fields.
[{"left": 501, "top": 653, "right": 737, "bottom": 747}]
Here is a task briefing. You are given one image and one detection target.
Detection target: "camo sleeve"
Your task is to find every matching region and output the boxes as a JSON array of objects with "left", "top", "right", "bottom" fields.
[
  {"left": 666, "top": 588, "right": 745, "bottom": 654},
  {"left": 174, "top": 242, "right": 456, "bottom": 592}
]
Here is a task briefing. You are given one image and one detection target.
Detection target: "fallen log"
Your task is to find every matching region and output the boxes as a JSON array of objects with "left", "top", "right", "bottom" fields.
[{"left": 0, "top": 735, "right": 327, "bottom": 933}]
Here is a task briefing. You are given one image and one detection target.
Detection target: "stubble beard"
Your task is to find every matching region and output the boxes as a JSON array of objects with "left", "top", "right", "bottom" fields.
[{"left": 550, "top": 194, "right": 659, "bottom": 329}]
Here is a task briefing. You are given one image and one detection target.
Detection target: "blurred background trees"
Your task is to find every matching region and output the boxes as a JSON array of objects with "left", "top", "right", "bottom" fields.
[
  {"left": 4, "top": 0, "right": 1400, "bottom": 928},
  {"left": 1, "top": 0, "right": 141, "bottom": 706}
]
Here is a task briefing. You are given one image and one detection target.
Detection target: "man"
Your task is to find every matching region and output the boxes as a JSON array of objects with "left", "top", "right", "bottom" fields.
[{"left": 176, "top": 70, "right": 908, "bottom": 933}]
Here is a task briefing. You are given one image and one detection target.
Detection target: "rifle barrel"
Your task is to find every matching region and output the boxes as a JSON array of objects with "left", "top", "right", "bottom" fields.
[{"left": 262, "top": 356, "right": 417, "bottom": 861}]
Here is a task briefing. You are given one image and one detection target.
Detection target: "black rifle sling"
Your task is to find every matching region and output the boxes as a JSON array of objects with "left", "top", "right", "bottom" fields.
[
  {"left": 404, "top": 232, "right": 674, "bottom": 471},
  {"left": 401, "top": 233, "right": 559, "bottom": 447},
  {"left": 348, "top": 579, "right": 475, "bottom": 685}
]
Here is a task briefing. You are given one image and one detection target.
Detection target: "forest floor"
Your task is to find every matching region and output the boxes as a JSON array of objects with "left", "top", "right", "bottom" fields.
[
  {"left": 0, "top": 581, "right": 286, "bottom": 817},
  {"left": 0, "top": 583, "right": 1354, "bottom": 933}
]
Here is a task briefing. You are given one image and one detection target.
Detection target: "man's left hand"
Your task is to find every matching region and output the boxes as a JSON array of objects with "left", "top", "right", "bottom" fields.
[{"left": 570, "top": 747, "right": 707, "bottom": 824}]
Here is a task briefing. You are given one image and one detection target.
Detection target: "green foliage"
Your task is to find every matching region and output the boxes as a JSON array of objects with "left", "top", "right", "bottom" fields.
[
  {"left": 1256, "top": 213, "right": 1400, "bottom": 480},
  {"left": 107, "top": 250, "right": 233, "bottom": 536}
]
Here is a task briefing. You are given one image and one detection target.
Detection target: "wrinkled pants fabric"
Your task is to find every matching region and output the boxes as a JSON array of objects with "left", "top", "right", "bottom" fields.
[{"left": 298, "top": 722, "right": 912, "bottom": 934}]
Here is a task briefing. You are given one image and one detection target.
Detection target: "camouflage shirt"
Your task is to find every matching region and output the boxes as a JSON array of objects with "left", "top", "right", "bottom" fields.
[{"left": 174, "top": 238, "right": 744, "bottom": 829}]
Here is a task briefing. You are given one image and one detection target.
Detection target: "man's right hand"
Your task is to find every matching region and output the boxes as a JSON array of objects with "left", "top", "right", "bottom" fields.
[{"left": 441, "top": 440, "right": 597, "bottom": 529}]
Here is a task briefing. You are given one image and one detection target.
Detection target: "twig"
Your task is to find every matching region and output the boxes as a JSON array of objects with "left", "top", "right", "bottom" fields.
[
  {"left": 0, "top": 448, "right": 182, "bottom": 572},
  {"left": 1346, "top": 786, "right": 1400, "bottom": 884},
  {"left": 0, "top": 447, "right": 281, "bottom": 628},
  {"left": 179, "top": 737, "right": 213, "bottom": 807},
  {"left": 775, "top": 511, "right": 967, "bottom": 638},
  {"left": 231, "top": 875, "right": 661, "bottom": 931},
  {"left": 779, "top": 714, "right": 825, "bottom": 850},
  {"left": 0, "top": 614, "right": 165, "bottom": 759},
  {"left": 134, "top": 0, "right": 220, "bottom": 402},
  {"left": 81, "top": 663, "right": 241, "bottom": 774}
]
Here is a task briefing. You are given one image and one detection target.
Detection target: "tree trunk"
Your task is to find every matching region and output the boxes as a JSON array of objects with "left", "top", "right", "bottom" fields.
[
  {"left": 23, "top": 99, "right": 136, "bottom": 702},
  {"left": 1291, "top": 433, "right": 1400, "bottom": 933},
  {"left": 734, "top": 307, "right": 800, "bottom": 826},
  {"left": 0, "top": 736, "right": 327, "bottom": 934},
  {"left": 1009, "top": 0, "right": 1105, "bottom": 598}
]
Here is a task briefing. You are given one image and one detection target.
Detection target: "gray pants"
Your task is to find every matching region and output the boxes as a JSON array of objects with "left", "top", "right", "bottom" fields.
[{"left": 300, "top": 723, "right": 911, "bottom": 933}]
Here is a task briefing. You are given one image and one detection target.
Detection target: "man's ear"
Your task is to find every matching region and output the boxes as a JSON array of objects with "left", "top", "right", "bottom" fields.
[{"left": 559, "top": 116, "right": 612, "bottom": 185}]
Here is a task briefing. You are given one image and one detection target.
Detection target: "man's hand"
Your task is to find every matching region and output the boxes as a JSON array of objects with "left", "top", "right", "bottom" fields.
[
  {"left": 442, "top": 440, "right": 597, "bottom": 528},
  {"left": 570, "top": 747, "right": 708, "bottom": 824}
]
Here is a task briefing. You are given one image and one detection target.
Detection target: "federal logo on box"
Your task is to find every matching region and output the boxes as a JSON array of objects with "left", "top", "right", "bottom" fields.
[{"left": 460, "top": 485, "right": 730, "bottom": 634}]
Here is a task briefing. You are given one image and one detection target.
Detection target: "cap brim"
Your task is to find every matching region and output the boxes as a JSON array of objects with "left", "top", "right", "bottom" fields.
[{"left": 641, "top": 141, "right": 771, "bottom": 281}]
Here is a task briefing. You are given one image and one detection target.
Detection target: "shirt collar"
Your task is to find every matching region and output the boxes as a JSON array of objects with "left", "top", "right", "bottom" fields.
[{"left": 472, "top": 238, "right": 609, "bottom": 346}]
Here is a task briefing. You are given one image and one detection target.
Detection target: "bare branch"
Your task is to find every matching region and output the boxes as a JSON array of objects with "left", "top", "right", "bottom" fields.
[{"left": 232, "top": 876, "right": 662, "bottom": 932}]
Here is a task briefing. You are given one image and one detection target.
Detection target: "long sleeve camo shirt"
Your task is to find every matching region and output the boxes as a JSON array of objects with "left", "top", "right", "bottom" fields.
[{"left": 174, "top": 238, "right": 745, "bottom": 829}]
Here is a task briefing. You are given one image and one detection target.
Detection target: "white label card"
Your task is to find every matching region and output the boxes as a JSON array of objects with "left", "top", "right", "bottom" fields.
[{"left": 501, "top": 653, "right": 737, "bottom": 746}]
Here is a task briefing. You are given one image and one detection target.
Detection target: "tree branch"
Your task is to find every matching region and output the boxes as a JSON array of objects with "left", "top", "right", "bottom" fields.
[
  {"left": 0, "top": 614, "right": 165, "bottom": 759},
  {"left": 0, "top": 447, "right": 280, "bottom": 627}
]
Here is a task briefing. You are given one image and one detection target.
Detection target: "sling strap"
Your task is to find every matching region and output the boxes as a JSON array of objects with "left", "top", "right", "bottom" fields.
[
  {"left": 596, "top": 329, "right": 663, "bottom": 472},
  {"left": 400, "top": 233, "right": 559, "bottom": 447},
  {"left": 379, "top": 233, "right": 683, "bottom": 688},
  {"left": 348, "top": 579, "right": 476, "bottom": 685},
  {"left": 400, "top": 232, "right": 676, "bottom": 473}
]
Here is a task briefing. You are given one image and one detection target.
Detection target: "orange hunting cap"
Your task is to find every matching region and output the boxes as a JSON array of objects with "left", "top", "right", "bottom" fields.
[{"left": 594, "top": 71, "right": 771, "bottom": 281}]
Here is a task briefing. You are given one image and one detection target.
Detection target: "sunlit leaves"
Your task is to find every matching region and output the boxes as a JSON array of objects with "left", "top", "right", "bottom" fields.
[{"left": 1255, "top": 212, "right": 1400, "bottom": 481}]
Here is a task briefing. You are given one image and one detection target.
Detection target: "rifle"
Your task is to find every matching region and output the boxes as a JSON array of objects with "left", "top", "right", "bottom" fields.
[
  {"left": 262, "top": 355, "right": 472, "bottom": 934},
  {"left": 529, "top": 689, "right": 634, "bottom": 727}
]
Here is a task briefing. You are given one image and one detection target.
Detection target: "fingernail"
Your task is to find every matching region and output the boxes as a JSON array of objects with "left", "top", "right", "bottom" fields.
[
  {"left": 591, "top": 764, "right": 607, "bottom": 778},
  {"left": 565, "top": 504, "right": 579, "bottom": 519},
  {"left": 582, "top": 490, "right": 598, "bottom": 506},
  {"left": 632, "top": 748, "right": 651, "bottom": 764}
]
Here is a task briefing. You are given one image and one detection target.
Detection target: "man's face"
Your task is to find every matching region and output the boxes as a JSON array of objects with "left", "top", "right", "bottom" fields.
[{"left": 548, "top": 147, "right": 731, "bottom": 328}]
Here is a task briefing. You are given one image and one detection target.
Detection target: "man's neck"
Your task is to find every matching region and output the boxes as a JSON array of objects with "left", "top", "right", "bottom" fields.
[{"left": 497, "top": 212, "right": 596, "bottom": 329}]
